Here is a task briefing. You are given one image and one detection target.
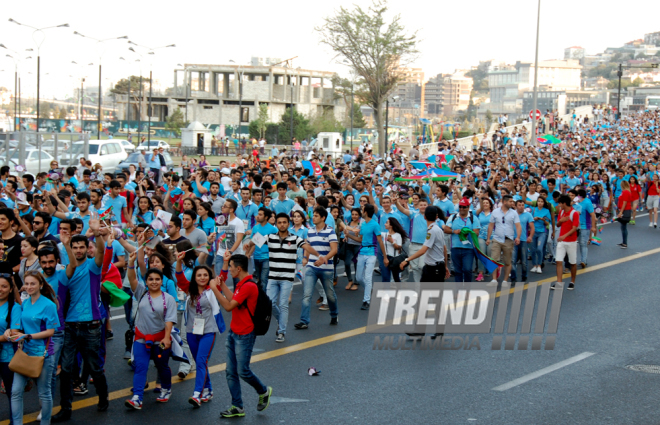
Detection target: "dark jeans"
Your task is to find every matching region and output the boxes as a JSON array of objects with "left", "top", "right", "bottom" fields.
[
  {"left": 123, "top": 287, "right": 135, "bottom": 352},
  {"left": 451, "top": 248, "right": 475, "bottom": 282},
  {"left": 344, "top": 244, "right": 360, "bottom": 282},
  {"left": 387, "top": 255, "right": 402, "bottom": 282},
  {"left": 0, "top": 361, "right": 14, "bottom": 423},
  {"left": 225, "top": 331, "right": 267, "bottom": 409},
  {"left": 59, "top": 323, "right": 109, "bottom": 410},
  {"left": 510, "top": 241, "right": 529, "bottom": 282},
  {"left": 621, "top": 221, "right": 628, "bottom": 244},
  {"left": 421, "top": 262, "right": 446, "bottom": 282}
]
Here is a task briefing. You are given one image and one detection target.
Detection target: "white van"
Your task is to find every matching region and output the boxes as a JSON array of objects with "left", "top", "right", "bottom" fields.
[{"left": 60, "top": 140, "right": 128, "bottom": 173}]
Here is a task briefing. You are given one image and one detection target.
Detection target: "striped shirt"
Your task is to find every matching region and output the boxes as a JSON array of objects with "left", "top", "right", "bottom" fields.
[
  {"left": 307, "top": 224, "right": 338, "bottom": 271},
  {"left": 267, "top": 233, "right": 307, "bottom": 281}
]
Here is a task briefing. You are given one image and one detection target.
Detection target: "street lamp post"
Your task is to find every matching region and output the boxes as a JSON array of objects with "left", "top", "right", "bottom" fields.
[
  {"left": 74, "top": 32, "right": 128, "bottom": 139},
  {"left": 350, "top": 84, "right": 354, "bottom": 152},
  {"left": 9, "top": 18, "right": 69, "bottom": 135},
  {"left": 529, "top": 0, "right": 541, "bottom": 145},
  {"left": 229, "top": 60, "right": 244, "bottom": 138},
  {"left": 385, "top": 95, "right": 399, "bottom": 150},
  {"left": 0, "top": 45, "right": 31, "bottom": 131},
  {"left": 119, "top": 57, "right": 131, "bottom": 136},
  {"left": 128, "top": 42, "right": 175, "bottom": 145}
]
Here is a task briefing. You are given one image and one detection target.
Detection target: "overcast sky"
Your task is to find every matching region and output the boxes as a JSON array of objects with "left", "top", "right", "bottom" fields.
[{"left": 1, "top": 0, "right": 658, "bottom": 100}]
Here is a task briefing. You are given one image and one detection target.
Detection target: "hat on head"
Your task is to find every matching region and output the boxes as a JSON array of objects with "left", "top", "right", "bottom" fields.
[
  {"left": 221, "top": 168, "right": 230, "bottom": 175},
  {"left": 459, "top": 198, "right": 470, "bottom": 207}
]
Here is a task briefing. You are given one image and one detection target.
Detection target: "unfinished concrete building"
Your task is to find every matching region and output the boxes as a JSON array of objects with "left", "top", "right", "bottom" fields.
[{"left": 116, "top": 63, "right": 345, "bottom": 133}]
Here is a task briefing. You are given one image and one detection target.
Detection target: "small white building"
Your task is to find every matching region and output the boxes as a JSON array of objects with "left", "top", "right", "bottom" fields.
[{"left": 181, "top": 121, "right": 212, "bottom": 152}]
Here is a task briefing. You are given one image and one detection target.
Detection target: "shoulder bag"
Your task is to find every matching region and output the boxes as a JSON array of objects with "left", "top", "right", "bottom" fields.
[{"left": 9, "top": 342, "right": 45, "bottom": 379}]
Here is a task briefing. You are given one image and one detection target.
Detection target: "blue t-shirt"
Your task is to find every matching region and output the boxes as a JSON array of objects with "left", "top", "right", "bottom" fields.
[
  {"left": 251, "top": 223, "right": 278, "bottom": 260},
  {"left": 477, "top": 212, "right": 491, "bottom": 240},
  {"left": 65, "top": 210, "right": 92, "bottom": 234},
  {"left": 561, "top": 176, "right": 581, "bottom": 191},
  {"left": 514, "top": 211, "right": 534, "bottom": 240},
  {"left": 578, "top": 198, "right": 595, "bottom": 230},
  {"left": 198, "top": 217, "right": 216, "bottom": 237},
  {"left": 532, "top": 207, "right": 551, "bottom": 233},
  {"left": 271, "top": 198, "right": 295, "bottom": 215},
  {"left": 0, "top": 302, "right": 21, "bottom": 362},
  {"left": 44, "top": 268, "right": 69, "bottom": 332},
  {"left": 378, "top": 210, "right": 400, "bottom": 233},
  {"left": 434, "top": 198, "right": 455, "bottom": 219},
  {"left": 236, "top": 202, "right": 259, "bottom": 230},
  {"left": 359, "top": 218, "right": 380, "bottom": 256},
  {"left": 62, "top": 258, "right": 103, "bottom": 322},
  {"left": 101, "top": 194, "right": 127, "bottom": 224},
  {"left": 111, "top": 240, "right": 126, "bottom": 264},
  {"left": 410, "top": 212, "right": 428, "bottom": 244},
  {"left": 446, "top": 213, "right": 480, "bottom": 249},
  {"left": 134, "top": 210, "right": 155, "bottom": 225},
  {"left": 288, "top": 225, "right": 308, "bottom": 264},
  {"left": 16, "top": 296, "right": 60, "bottom": 356},
  {"left": 192, "top": 181, "right": 211, "bottom": 198}
]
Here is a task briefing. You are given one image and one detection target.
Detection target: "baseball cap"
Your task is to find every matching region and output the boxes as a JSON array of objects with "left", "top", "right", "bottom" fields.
[{"left": 459, "top": 198, "right": 470, "bottom": 207}]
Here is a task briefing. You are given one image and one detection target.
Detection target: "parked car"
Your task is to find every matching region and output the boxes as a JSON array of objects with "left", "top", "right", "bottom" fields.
[
  {"left": 116, "top": 151, "right": 174, "bottom": 173},
  {"left": 42, "top": 139, "right": 72, "bottom": 155},
  {"left": 0, "top": 149, "right": 55, "bottom": 175},
  {"left": 136, "top": 140, "right": 170, "bottom": 151},
  {"left": 60, "top": 140, "right": 128, "bottom": 174},
  {"left": 120, "top": 140, "right": 136, "bottom": 154}
]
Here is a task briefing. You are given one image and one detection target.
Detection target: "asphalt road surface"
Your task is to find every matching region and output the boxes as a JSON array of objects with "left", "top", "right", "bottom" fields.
[{"left": 2, "top": 215, "right": 660, "bottom": 424}]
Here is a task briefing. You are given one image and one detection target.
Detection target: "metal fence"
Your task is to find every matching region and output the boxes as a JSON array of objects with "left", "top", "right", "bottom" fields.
[{"left": 0, "top": 131, "right": 90, "bottom": 176}]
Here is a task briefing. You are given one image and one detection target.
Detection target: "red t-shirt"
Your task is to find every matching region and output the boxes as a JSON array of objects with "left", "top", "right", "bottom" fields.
[
  {"left": 649, "top": 182, "right": 659, "bottom": 197},
  {"left": 558, "top": 208, "right": 579, "bottom": 243},
  {"left": 231, "top": 275, "right": 258, "bottom": 335},
  {"left": 630, "top": 184, "right": 641, "bottom": 201},
  {"left": 618, "top": 190, "right": 633, "bottom": 211}
]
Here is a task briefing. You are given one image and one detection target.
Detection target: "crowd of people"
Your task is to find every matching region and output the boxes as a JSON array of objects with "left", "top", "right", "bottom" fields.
[{"left": 0, "top": 104, "right": 658, "bottom": 423}]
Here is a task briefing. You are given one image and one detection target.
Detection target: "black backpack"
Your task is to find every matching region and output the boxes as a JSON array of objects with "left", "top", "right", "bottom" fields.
[{"left": 240, "top": 279, "right": 272, "bottom": 336}]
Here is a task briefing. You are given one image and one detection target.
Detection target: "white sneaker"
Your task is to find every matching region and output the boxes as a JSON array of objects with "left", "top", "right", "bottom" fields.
[
  {"left": 650, "top": 223, "right": 654, "bottom": 227},
  {"left": 487, "top": 279, "right": 498, "bottom": 287},
  {"left": 531, "top": 266, "right": 538, "bottom": 274},
  {"left": 37, "top": 412, "right": 42, "bottom": 421},
  {"left": 501, "top": 281, "right": 510, "bottom": 287},
  {"left": 537, "top": 267, "right": 543, "bottom": 274}
]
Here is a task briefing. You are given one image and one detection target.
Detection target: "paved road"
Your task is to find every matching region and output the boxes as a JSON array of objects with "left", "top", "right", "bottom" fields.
[{"left": 2, "top": 215, "right": 660, "bottom": 424}]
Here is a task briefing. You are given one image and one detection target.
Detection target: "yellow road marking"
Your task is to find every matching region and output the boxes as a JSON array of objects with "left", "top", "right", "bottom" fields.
[{"left": 4, "top": 247, "right": 660, "bottom": 424}]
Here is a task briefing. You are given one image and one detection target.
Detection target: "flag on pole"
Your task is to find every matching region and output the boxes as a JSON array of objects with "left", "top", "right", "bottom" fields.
[
  {"left": 302, "top": 161, "right": 323, "bottom": 176},
  {"left": 458, "top": 228, "right": 503, "bottom": 274},
  {"left": 217, "top": 232, "right": 227, "bottom": 243},
  {"left": 590, "top": 236, "right": 602, "bottom": 246},
  {"left": 98, "top": 206, "right": 113, "bottom": 220}
]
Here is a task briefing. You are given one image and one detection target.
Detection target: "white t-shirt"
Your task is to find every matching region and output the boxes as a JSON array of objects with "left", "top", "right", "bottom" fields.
[
  {"left": 259, "top": 139, "right": 265, "bottom": 148},
  {"left": 382, "top": 232, "right": 402, "bottom": 257},
  {"left": 216, "top": 216, "right": 245, "bottom": 256},
  {"left": 526, "top": 192, "right": 540, "bottom": 203},
  {"left": 221, "top": 176, "right": 232, "bottom": 192}
]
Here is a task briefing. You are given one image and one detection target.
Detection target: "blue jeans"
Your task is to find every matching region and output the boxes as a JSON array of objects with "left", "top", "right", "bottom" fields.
[
  {"left": 344, "top": 244, "right": 361, "bottom": 282},
  {"left": 510, "top": 241, "right": 529, "bottom": 282},
  {"left": 132, "top": 342, "right": 171, "bottom": 401},
  {"left": 214, "top": 255, "right": 234, "bottom": 286},
  {"left": 253, "top": 258, "right": 269, "bottom": 289},
  {"left": 578, "top": 229, "right": 589, "bottom": 264},
  {"left": 267, "top": 279, "right": 294, "bottom": 335},
  {"left": 451, "top": 248, "right": 475, "bottom": 282},
  {"left": 50, "top": 330, "right": 64, "bottom": 406},
  {"left": 12, "top": 355, "right": 55, "bottom": 425},
  {"left": 187, "top": 332, "right": 216, "bottom": 394},
  {"left": 225, "top": 331, "right": 267, "bottom": 409},
  {"left": 377, "top": 250, "right": 391, "bottom": 282},
  {"left": 300, "top": 267, "right": 338, "bottom": 324},
  {"left": 531, "top": 232, "right": 548, "bottom": 265},
  {"left": 356, "top": 254, "right": 377, "bottom": 303},
  {"left": 59, "top": 323, "right": 109, "bottom": 410}
]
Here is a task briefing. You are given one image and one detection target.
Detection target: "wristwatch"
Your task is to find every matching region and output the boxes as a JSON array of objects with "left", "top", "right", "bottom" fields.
[
  {"left": 26, "top": 334, "right": 33, "bottom": 342},
  {"left": 404, "top": 258, "right": 409, "bottom": 263}
]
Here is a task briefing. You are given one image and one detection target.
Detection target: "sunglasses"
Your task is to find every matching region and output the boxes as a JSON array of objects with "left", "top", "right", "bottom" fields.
[
  {"left": 459, "top": 206, "right": 469, "bottom": 209},
  {"left": 0, "top": 273, "right": 12, "bottom": 279}
]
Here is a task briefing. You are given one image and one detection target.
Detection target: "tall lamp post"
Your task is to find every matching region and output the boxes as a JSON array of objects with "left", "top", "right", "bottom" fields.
[
  {"left": 0, "top": 44, "right": 31, "bottom": 131},
  {"left": 229, "top": 60, "right": 245, "bottom": 138},
  {"left": 128, "top": 41, "right": 175, "bottom": 145},
  {"left": 9, "top": 18, "right": 69, "bottom": 134},
  {"left": 73, "top": 32, "right": 128, "bottom": 139},
  {"left": 385, "top": 95, "right": 399, "bottom": 149},
  {"left": 529, "top": 0, "right": 541, "bottom": 146},
  {"left": 71, "top": 61, "right": 92, "bottom": 132}
]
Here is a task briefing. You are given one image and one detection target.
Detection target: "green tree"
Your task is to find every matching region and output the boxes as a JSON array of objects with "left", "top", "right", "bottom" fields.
[
  {"left": 59, "top": 107, "right": 67, "bottom": 119},
  {"left": 309, "top": 108, "right": 345, "bottom": 136},
  {"left": 254, "top": 103, "right": 269, "bottom": 138},
  {"left": 165, "top": 107, "right": 187, "bottom": 137},
  {"left": 351, "top": 103, "right": 367, "bottom": 128},
  {"left": 485, "top": 110, "right": 493, "bottom": 130},
  {"left": 316, "top": 0, "right": 419, "bottom": 155},
  {"left": 111, "top": 76, "right": 146, "bottom": 95},
  {"left": 278, "top": 107, "right": 311, "bottom": 143}
]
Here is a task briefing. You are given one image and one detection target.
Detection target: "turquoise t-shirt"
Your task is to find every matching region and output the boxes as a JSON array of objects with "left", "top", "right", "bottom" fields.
[
  {"left": 0, "top": 302, "right": 22, "bottom": 362},
  {"left": 514, "top": 211, "right": 534, "bottom": 240},
  {"left": 16, "top": 296, "right": 60, "bottom": 356},
  {"left": 252, "top": 223, "right": 278, "bottom": 260},
  {"left": 532, "top": 207, "right": 551, "bottom": 233},
  {"left": 359, "top": 219, "right": 380, "bottom": 256}
]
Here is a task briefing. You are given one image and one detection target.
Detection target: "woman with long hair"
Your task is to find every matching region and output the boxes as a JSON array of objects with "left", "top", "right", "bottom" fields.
[
  {"left": 628, "top": 175, "right": 641, "bottom": 224},
  {"left": 531, "top": 197, "right": 552, "bottom": 274},
  {"left": 475, "top": 198, "right": 494, "bottom": 282},
  {"left": 174, "top": 254, "right": 226, "bottom": 408},
  {"left": 647, "top": 173, "right": 659, "bottom": 228},
  {"left": 133, "top": 196, "right": 155, "bottom": 225},
  {"left": 288, "top": 210, "right": 309, "bottom": 304},
  {"left": 175, "top": 240, "right": 199, "bottom": 282},
  {"left": 125, "top": 253, "right": 177, "bottom": 409},
  {"left": 6, "top": 271, "right": 59, "bottom": 425},
  {"left": 617, "top": 180, "right": 633, "bottom": 248},
  {"left": 384, "top": 217, "right": 408, "bottom": 282},
  {"left": 196, "top": 202, "right": 216, "bottom": 237},
  {"left": 18, "top": 236, "right": 42, "bottom": 284},
  {"left": 330, "top": 206, "right": 344, "bottom": 287},
  {"left": 0, "top": 270, "right": 20, "bottom": 421}
]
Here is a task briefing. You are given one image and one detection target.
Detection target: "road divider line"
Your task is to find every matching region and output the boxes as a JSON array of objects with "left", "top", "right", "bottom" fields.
[
  {"left": 5, "top": 246, "right": 660, "bottom": 424},
  {"left": 492, "top": 352, "right": 595, "bottom": 391}
]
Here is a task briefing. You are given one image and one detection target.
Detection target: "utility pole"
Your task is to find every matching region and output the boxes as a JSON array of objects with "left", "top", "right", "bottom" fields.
[
  {"left": 290, "top": 84, "right": 294, "bottom": 142},
  {"left": 350, "top": 84, "right": 354, "bottom": 152},
  {"left": 530, "top": 0, "right": 541, "bottom": 145},
  {"left": 616, "top": 63, "right": 622, "bottom": 121},
  {"left": 148, "top": 69, "right": 153, "bottom": 144}
]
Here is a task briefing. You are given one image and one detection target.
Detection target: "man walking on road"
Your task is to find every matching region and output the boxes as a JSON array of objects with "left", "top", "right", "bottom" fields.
[
  {"left": 487, "top": 195, "right": 522, "bottom": 286},
  {"left": 553, "top": 195, "right": 579, "bottom": 290}
]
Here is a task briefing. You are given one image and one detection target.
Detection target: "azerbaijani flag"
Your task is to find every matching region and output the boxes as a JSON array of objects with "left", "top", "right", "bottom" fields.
[
  {"left": 302, "top": 160, "right": 322, "bottom": 176},
  {"left": 395, "top": 168, "right": 462, "bottom": 182},
  {"left": 590, "top": 236, "right": 601, "bottom": 246},
  {"left": 459, "top": 228, "right": 503, "bottom": 274},
  {"left": 98, "top": 206, "right": 113, "bottom": 220},
  {"left": 123, "top": 228, "right": 135, "bottom": 238},
  {"left": 537, "top": 134, "right": 563, "bottom": 145},
  {"left": 218, "top": 232, "right": 227, "bottom": 243},
  {"left": 409, "top": 161, "right": 434, "bottom": 170}
]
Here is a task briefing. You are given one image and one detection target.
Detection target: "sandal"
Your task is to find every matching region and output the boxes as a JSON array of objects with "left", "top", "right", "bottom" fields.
[
  {"left": 345, "top": 281, "right": 354, "bottom": 290},
  {"left": 349, "top": 284, "right": 359, "bottom": 291}
]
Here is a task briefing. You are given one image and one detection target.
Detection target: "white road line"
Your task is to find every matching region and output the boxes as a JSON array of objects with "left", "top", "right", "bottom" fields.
[
  {"left": 110, "top": 314, "right": 126, "bottom": 321},
  {"left": 598, "top": 213, "right": 648, "bottom": 227},
  {"left": 492, "top": 352, "right": 595, "bottom": 391}
]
